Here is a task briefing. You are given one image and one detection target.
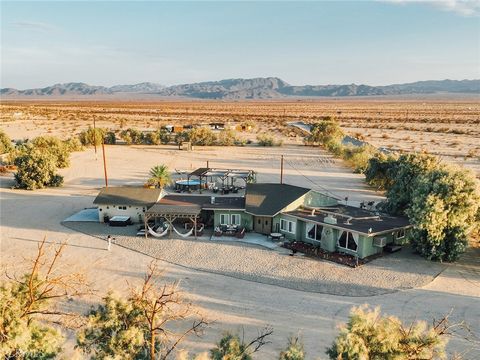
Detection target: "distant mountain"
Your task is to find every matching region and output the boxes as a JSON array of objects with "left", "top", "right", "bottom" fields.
[
  {"left": 109, "top": 82, "right": 165, "bottom": 93},
  {"left": 2, "top": 78, "right": 479, "bottom": 99}
]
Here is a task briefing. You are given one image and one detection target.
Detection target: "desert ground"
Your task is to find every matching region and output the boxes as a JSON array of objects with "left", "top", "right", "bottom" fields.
[
  {"left": 1, "top": 99, "right": 479, "bottom": 174},
  {"left": 1, "top": 140, "right": 480, "bottom": 358}
]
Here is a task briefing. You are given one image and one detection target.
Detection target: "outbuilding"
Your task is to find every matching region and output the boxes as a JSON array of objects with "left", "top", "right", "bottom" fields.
[{"left": 93, "top": 187, "right": 163, "bottom": 223}]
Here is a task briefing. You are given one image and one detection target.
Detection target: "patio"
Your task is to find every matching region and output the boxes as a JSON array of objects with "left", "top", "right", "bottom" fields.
[{"left": 210, "top": 231, "right": 284, "bottom": 250}]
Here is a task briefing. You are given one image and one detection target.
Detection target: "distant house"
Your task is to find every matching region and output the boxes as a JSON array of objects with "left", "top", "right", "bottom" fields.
[{"left": 93, "top": 187, "right": 163, "bottom": 223}]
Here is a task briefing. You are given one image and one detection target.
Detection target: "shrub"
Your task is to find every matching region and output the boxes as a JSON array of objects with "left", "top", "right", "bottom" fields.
[
  {"left": 79, "top": 127, "right": 106, "bottom": 146},
  {"left": 326, "top": 305, "right": 447, "bottom": 360},
  {"left": 104, "top": 131, "right": 116, "bottom": 145},
  {"left": 279, "top": 336, "right": 305, "bottom": 360},
  {"left": 189, "top": 127, "right": 217, "bottom": 146},
  {"left": 31, "top": 136, "right": 71, "bottom": 168},
  {"left": 0, "top": 129, "right": 13, "bottom": 154},
  {"left": 120, "top": 128, "right": 143, "bottom": 144},
  {"left": 13, "top": 146, "right": 64, "bottom": 190},
  {"left": 175, "top": 131, "right": 191, "bottom": 145},
  {"left": 306, "top": 117, "right": 344, "bottom": 146},
  {"left": 143, "top": 131, "right": 161, "bottom": 145},
  {"left": 257, "top": 134, "right": 282, "bottom": 147},
  {"left": 364, "top": 154, "right": 398, "bottom": 190},
  {"left": 64, "top": 137, "right": 83, "bottom": 152},
  {"left": 217, "top": 129, "right": 238, "bottom": 146}
]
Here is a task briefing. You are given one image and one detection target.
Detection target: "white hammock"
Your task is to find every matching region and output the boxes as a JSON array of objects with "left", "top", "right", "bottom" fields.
[
  {"left": 172, "top": 226, "right": 195, "bottom": 238},
  {"left": 147, "top": 224, "right": 169, "bottom": 238}
]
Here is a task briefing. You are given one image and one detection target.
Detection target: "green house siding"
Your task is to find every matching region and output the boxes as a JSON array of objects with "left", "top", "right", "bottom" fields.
[
  {"left": 276, "top": 214, "right": 298, "bottom": 241},
  {"left": 213, "top": 211, "right": 252, "bottom": 230}
]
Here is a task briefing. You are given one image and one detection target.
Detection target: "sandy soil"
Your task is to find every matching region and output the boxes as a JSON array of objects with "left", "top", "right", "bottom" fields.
[{"left": 1, "top": 145, "right": 479, "bottom": 358}]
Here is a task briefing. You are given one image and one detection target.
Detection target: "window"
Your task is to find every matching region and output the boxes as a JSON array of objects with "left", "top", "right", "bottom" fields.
[
  {"left": 231, "top": 214, "right": 241, "bottom": 225},
  {"left": 338, "top": 231, "right": 357, "bottom": 252},
  {"left": 220, "top": 214, "right": 229, "bottom": 225},
  {"left": 280, "top": 219, "right": 296, "bottom": 234},
  {"left": 306, "top": 223, "right": 323, "bottom": 242},
  {"left": 118, "top": 206, "right": 127, "bottom": 210},
  {"left": 397, "top": 229, "right": 406, "bottom": 239}
]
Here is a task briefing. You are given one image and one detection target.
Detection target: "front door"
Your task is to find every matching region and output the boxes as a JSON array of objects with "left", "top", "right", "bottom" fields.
[{"left": 254, "top": 216, "right": 272, "bottom": 235}]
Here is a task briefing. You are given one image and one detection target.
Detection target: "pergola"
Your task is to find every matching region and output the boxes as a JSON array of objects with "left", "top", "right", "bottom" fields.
[
  {"left": 187, "top": 167, "right": 256, "bottom": 193},
  {"left": 144, "top": 203, "right": 201, "bottom": 239}
]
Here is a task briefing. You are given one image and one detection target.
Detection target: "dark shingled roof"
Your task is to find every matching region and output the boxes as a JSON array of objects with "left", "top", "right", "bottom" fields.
[
  {"left": 245, "top": 183, "right": 310, "bottom": 216},
  {"left": 155, "top": 195, "right": 245, "bottom": 210},
  {"left": 93, "top": 187, "right": 162, "bottom": 207},
  {"left": 285, "top": 207, "right": 411, "bottom": 236}
]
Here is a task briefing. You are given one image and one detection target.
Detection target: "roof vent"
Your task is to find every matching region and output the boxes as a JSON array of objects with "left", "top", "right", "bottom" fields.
[
  {"left": 310, "top": 209, "right": 316, "bottom": 216},
  {"left": 211, "top": 196, "right": 215, "bottom": 205},
  {"left": 344, "top": 217, "right": 352, "bottom": 225},
  {"left": 324, "top": 215, "right": 337, "bottom": 224}
]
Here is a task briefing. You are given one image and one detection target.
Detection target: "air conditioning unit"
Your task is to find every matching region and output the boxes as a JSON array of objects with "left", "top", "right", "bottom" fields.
[{"left": 373, "top": 237, "right": 387, "bottom": 247}]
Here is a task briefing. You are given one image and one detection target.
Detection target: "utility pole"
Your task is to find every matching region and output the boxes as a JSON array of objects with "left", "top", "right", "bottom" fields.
[
  {"left": 207, "top": 160, "right": 209, "bottom": 168},
  {"left": 93, "top": 117, "right": 97, "bottom": 159},
  {"left": 102, "top": 140, "right": 108, "bottom": 187},
  {"left": 280, "top": 155, "right": 284, "bottom": 184}
]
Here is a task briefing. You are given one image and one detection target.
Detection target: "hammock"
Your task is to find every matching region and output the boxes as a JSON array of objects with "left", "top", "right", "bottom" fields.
[
  {"left": 147, "top": 224, "right": 169, "bottom": 238},
  {"left": 172, "top": 226, "right": 195, "bottom": 238}
]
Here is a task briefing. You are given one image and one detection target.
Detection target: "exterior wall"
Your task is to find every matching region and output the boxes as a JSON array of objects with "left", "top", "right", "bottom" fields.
[
  {"left": 276, "top": 214, "right": 299, "bottom": 241},
  {"left": 213, "top": 210, "right": 252, "bottom": 230},
  {"left": 303, "top": 191, "right": 338, "bottom": 207},
  {"left": 98, "top": 204, "right": 147, "bottom": 223},
  {"left": 321, "top": 226, "right": 338, "bottom": 252}
]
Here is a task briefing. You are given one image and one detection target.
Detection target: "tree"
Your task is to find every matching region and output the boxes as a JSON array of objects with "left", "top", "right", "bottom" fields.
[
  {"left": 0, "top": 129, "right": 13, "bottom": 155},
  {"left": 189, "top": 128, "right": 217, "bottom": 146},
  {"left": 144, "top": 132, "right": 161, "bottom": 145},
  {"left": 76, "top": 293, "right": 147, "bottom": 359},
  {"left": 148, "top": 165, "right": 171, "bottom": 189},
  {"left": 326, "top": 305, "right": 449, "bottom": 360},
  {"left": 306, "top": 118, "right": 344, "bottom": 147},
  {"left": 364, "top": 154, "right": 398, "bottom": 190},
  {"left": 31, "top": 136, "right": 71, "bottom": 168},
  {"left": 104, "top": 131, "right": 117, "bottom": 145},
  {"left": 407, "top": 165, "right": 480, "bottom": 261},
  {"left": 278, "top": 336, "right": 305, "bottom": 360},
  {"left": 13, "top": 145, "right": 64, "bottom": 190},
  {"left": 77, "top": 262, "right": 208, "bottom": 360},
  {"left": 0, "top": 237, "right": 90, "bottom": 359},
  {"left": 175, "top": 131, "right": 191, "bottom": 145},
  {"left": 210, "top": 328, "right": 273, "bottom": 360},
  {"left": 79, "top": 127, "right": 106, "bottom": 146},
  {"left": 382, "top": 153, "right": 439, "bottom": 215}
]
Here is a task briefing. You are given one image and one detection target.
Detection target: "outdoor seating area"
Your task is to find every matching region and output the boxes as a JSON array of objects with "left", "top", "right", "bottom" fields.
[{"left": 214, "top": 225, "right": 246, "bottom": 238}]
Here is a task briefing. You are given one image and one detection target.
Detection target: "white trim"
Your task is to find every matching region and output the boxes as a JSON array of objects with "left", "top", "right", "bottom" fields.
[
  {"left": 280, "top": 218, "right": 296, "bottom": 234},
  {"left": 396, "top": 229, "right": 406, "bottom": 239},
  {"left": 337, "top": 231, "right": 358, "bottom": 252},
  {"left": 306, "top": 222, "right": 322, "bottom": 242},
  {"left": 230, "top": 214, "right": 241, "bottom": 225},
  {"left": 219, "top": 213, "right": 230, "bottom": 225}
]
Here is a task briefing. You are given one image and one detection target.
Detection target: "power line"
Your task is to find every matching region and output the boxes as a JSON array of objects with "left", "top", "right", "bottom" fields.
[{"left": 283, "top": 158, "right": 343, "bottom": 200}]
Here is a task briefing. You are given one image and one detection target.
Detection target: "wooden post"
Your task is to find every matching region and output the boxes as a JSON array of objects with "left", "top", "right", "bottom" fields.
[
  {"left": 144, "top": 214, "right": 148, "bottom": 239},
  {"left": 194, "top": 216, "right": 197, "bottom": 240},
  {"left": 280, "top": 155, "right": 284, "bottom": 184},
  {"left": 101, "top": 140, "right": 108, "bottom": 187},
  {"left": 93, "top": 117, "right": 97, "bottom": 158},
  {"left": 207, "top": 160, "right": 209, "bottom": 168}
]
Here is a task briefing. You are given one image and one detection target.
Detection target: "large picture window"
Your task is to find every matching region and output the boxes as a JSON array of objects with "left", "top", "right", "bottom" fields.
[
  {"left": 280, "top": 219, "right": 296, "bottom": 234},
  {"left": 338, "top": 231, "right": 357, "bottom": 252},
  {"left": 306, "top": 223, "right": 323, "bottom": 242}
]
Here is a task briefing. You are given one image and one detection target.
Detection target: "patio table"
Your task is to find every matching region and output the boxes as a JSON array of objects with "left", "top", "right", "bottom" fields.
[{"left": 270, "top": 232, "right": 283, "bottom": 241}]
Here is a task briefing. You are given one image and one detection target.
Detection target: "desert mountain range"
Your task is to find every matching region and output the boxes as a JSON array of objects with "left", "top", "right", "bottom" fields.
[{"left": 2, "top": 78, "right": 479, "bottom": 99}]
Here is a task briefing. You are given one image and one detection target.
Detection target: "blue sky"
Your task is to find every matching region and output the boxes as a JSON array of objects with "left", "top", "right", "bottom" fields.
[{"left": 1, "top": 1, "right": 479, "bottom": 88}]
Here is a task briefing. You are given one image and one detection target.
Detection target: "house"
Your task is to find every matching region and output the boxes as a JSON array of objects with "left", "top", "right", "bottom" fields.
[
  {"left": 93, "top": 187, "right": 163, "bottom": 223},
  {"left": 94, "top": 181, "right": 412, "bottom": 259}
]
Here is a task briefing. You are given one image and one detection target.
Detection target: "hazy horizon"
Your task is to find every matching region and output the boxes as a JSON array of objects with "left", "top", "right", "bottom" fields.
[{"left": 2, "top": 1, "right": 479, "bottom": 89}]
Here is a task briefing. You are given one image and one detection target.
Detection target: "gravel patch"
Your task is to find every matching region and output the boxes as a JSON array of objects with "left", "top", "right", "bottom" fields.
[{"left": 64, "top": 222, "right": 446, "bottom": 297}]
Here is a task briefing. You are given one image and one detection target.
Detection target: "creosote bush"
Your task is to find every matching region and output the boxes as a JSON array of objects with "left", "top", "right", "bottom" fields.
[
  {"left": 257, "top": 134, "right": 282, "bottom": 147},
  {"left": 0, "top": 129, "right": 14, "bottom": 155},
  {"left": 326, "top": 305, "right": 449, "bottom": 360}
]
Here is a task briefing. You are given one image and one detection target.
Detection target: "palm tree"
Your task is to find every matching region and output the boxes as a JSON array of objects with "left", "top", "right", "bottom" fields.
[{"left": 148, "top": 164, "right": 171, "bottom": 189}]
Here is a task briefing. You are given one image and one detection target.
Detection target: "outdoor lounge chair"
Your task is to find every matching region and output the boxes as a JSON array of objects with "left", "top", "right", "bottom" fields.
[{"left": 236, "top": 228, "right": 246, "bottom": 239}]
